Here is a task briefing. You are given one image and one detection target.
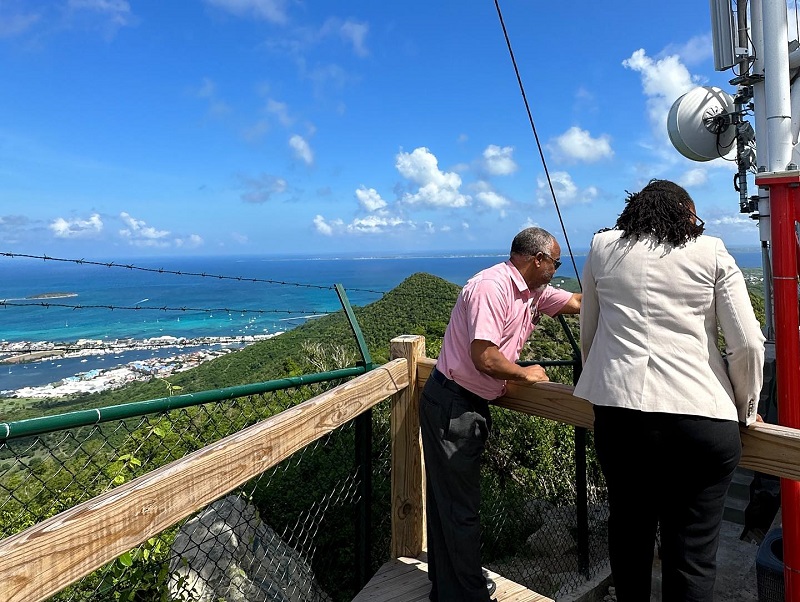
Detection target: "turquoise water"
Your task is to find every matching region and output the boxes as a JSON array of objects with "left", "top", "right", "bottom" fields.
[
  {"left": 0, "top": 251, "right": 763, "bottom": 391},
  {"left": 0, "top": 251, "right": 763, "bottom": 344},
  {"left": 0, "top": 253, "right": 510, "bottom": 343}
]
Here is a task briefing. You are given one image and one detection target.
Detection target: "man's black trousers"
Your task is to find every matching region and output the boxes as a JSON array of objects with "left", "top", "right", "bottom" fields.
[{"left": 420, "top": 374, "right": 492, "bottom": 602}]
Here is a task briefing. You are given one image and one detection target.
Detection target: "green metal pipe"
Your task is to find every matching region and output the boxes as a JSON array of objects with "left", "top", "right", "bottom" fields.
[
  {"left": 0, "top": 365, "right": 366, "bottom": 442},
  {"left": 335, "top": 283, "right": 374, "bottom": 370},
  {"left": 518, "top": 359, "right": 577, "bottom": 367}
]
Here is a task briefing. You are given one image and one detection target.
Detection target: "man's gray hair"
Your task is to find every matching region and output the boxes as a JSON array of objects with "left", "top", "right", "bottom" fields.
[{"left": 510, "top": 227, "right": 555, "bottom": 257}]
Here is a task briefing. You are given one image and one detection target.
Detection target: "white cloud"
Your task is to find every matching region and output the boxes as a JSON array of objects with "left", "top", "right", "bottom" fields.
[
  {"left": 266, "top": 99, "right": 292, "bottom": 127},
  {"left": 338, "top": 19, "right": 369, "bottom": 57},
  {"left": 205, "top": 0, "right": 288, "bottom": 24},
  {"left": 482, "top": 145, "right": 517, "bottom": 176},
  {"left": 402, "top": 183, "right": 470, "bottom": 208},
  {"left": 313, "top": 215, "right": 331, "bottom": 236},
  {"left": 289, "top": 134, "right": 314, "bottom": 165},
  {"left": 186, "top": 234, "right": 204, "bottom": 247},
  {"left": 679, "top": 168, "right": 709, "bottom": 188},
  {"left": 239, "top": 174, "right": 287, "bottom": 203},
  {"left": 118, "top": 212, "right": 170, "bottom": 247},
  {"left": 396, "top": 147, "right": 469, "bottom": 207},
  {"left": 537, "top": 172, "right": 598, "bottom": 207},
  {"left": 49, "top": 214, "right": 103, "bottom": 238},
  {"left": 346, "top": 215, "right": 412, "bottom": 234},
  {"left": 194, "top": 77, "right": 230, "bottom": 117},
  {"left": 355, "top": 187, "right": 387, "bottom": 212},
  {"left": 551, "top": 126, "right": 614, "bottom": 163},
  {"left": 663, "top": 34, "right": 714, "bottom": 67},
  {"left": 173, "top": 234, "right": 203, "bottom": 248},
  {"left": 708, "top": 214, "right": 756, "bottom": 229},
  {"left": 68, "top": 0, "right": 133, "bottom": 27},
  {"left": 313, "top": 213, "right": 414, "bottom": 236},
  {"left": 476, "top": 190, "right": 510, "bottom": 210},
  {"left": 473, "top": 180, "right": 510, "bottom": 211},
  {"left": 314, "top": 215, "right": 339, "bottom": 236},
  {"left": 317, "top": 18, "right": 369, "bottom": 57},
  {"left": 117, "top": 215, "right": 200, "bottom": 248},
  {"left": 623, "top": 49, "right": 698, "bottom": 136},
  {"left": 0, "top": 7, "right": 40, "bottom": 38},
  {"left": 396, "top": 147, "right": 459, "bottom": 187},
  {"left": 705, "top": 213, "right": 760, "bottom": 239}
]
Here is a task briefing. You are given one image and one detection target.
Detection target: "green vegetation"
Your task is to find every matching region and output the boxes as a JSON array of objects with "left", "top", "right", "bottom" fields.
[
  {"left": 6, "top": 272, "right": 461, "bottom": 419},
  {"left": 0, "top": 269, "right": 767, "bottom": 600}
]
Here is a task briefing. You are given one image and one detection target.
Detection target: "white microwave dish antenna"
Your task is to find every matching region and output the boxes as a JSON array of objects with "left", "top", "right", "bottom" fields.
[{"left": 667, "top": 86, "right": 736, "bottom": 161}]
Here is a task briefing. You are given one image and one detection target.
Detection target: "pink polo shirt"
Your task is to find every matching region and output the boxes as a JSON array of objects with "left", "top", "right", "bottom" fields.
[{"left": 437, "top": 260, "right": 572, "bottom": 400}]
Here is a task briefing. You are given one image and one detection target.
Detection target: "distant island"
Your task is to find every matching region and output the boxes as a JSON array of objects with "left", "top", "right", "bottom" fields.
[{"left": 26, "top": 292, "right": 78, "bottom": 299}]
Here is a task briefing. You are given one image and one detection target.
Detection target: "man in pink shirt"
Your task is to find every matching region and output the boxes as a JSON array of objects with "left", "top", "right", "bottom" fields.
[{"left": 420, "top": 227, "right": 581, "bottom": 602}]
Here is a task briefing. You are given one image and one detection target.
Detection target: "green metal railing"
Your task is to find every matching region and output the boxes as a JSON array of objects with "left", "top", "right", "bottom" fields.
[
  {"left": 0, "top": 367, "right": 366, "bottom": 441},
  {"left": 0, "top": 304, "right": 608, "bottom": 600},
  {"left": 0, "top": 369, "right": 393, "bottom": 601}
]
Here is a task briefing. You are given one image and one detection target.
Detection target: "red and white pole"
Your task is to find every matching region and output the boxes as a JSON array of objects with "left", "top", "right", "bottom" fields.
[{"left": 756, "top": 171, "right": 800, "bottom": 600}]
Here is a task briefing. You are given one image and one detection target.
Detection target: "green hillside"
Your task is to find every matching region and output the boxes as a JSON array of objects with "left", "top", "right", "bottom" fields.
[
  {"left": 18, "top": 273, "right": 462, "bottom": 413},
  {"left": 9, "top": 265, "right": 763, "bottom": 420}
]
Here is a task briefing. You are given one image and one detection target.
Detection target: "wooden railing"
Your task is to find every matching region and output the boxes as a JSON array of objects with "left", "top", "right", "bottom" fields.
[
  {"left": 2, "top": 334, "right": 800, "bottom": 601},
  {"left": 0, "top": 358, "right": 409, "bottom": 602},
  {"left": 387, "top": 335, "right": 800, "bottom": 559}
]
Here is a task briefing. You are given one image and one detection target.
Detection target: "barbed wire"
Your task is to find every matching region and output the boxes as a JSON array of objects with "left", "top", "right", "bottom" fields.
[
  {"left": 0, "top": 251, "right": 466, "bottom": 305},
  {"left": 0, "top": 300, "right": 335, "bottom": 315},
  {"left": 0, "top": 252, "right": 389, "bottom": 296}
]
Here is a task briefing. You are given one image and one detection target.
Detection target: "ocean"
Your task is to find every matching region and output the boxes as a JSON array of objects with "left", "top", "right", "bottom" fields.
[{"left": 0, "top": 250, "right": 764, "bottom": 391}]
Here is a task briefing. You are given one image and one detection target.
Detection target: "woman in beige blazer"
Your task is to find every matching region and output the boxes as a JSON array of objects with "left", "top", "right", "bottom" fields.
[{"left": 574, "top": 179, "right": 764, "bottom": 602}]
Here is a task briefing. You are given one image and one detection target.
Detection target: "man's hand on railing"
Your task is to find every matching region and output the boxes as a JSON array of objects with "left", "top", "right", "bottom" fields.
[{"left": 519, "top": 364, "right": 550, "bottom": 384}]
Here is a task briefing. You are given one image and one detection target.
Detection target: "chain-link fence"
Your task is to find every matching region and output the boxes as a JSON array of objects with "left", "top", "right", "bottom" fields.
[
  {"left": 1, "top": 358, "right": 607, "bottom": 601},
  {"left": 478, "top": 363, "right": 609, "bottom": 599},
  {"left": 1, "top": 374, "right": 393, "bottom": 601}
]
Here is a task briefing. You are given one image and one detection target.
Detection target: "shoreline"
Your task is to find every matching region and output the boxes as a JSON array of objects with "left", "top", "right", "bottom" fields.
[
  {"left": 1, "top": 333, "right": 283, "bottom": 399},
  {"left": 0, "top": 334, "right": 279, "bottom": 365}
]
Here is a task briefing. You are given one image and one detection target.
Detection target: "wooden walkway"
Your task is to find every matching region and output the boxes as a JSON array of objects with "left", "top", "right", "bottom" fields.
[{"left": 353, "top": 554, "right": 553, "bottom": 602}]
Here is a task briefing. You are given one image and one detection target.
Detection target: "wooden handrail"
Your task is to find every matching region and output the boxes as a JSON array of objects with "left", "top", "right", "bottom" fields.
[
  {"left": 4, "top": 337, "right": 800, "bottom": 602},
  {"left": 417, "top": 355, "right": 800, "bottom": 481},
  {"left": 0, "top": 359, "right": 409, "bottom": 602}
]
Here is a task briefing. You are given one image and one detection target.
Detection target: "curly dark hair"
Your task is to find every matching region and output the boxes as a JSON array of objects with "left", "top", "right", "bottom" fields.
[{"left": 615, "top": 179, "right": 705, "bottom": 246}]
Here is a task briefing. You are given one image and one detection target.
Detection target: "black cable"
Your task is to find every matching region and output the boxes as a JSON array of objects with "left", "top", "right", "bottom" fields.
[
  {"left": 493, "top": 0, "right": 582, "bottom": 291},
  {"left": 0, "top": 300, "right": 334, "bottom": 315},
  {"left": 0, "top": 252, "right": 471, "bottom": 303}
]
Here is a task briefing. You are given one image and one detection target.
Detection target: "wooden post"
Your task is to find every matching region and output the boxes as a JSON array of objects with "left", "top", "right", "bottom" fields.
[{"left": 389, "top": 335, "right": 426, "bottom": 558}]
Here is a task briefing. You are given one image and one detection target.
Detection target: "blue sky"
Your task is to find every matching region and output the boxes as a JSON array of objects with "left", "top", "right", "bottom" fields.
[{"left": 0, "top": 0, "right": 777, "bottom": 258}]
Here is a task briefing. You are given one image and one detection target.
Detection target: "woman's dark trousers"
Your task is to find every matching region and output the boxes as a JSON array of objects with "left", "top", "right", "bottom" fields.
[{"left": 593, "top": 405, "right": 742, "bottom": 602}]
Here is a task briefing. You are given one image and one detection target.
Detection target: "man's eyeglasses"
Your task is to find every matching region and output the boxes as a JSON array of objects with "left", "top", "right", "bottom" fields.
[{"left": 540, "top": 252, "right": 562, "bottom": 270}]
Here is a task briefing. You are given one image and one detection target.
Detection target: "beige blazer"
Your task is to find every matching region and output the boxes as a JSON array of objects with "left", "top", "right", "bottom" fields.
[{"left": 573, "top": 230, "right": 765, "bottom": 425}]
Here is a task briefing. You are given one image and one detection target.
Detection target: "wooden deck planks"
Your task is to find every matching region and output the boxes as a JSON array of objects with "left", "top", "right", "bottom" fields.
[{"left": 353, "top": 555, "right": 553, "bottom": 602}]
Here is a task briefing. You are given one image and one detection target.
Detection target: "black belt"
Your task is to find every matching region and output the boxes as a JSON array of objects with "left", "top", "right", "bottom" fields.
[{"left": 430, "top": 367, "right": 489, "bottom": 408}]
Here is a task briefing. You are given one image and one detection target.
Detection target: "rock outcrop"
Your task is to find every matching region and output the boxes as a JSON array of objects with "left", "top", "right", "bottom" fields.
[{"left": 168, "top": 495, "right": 331, "bottom": 602}]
